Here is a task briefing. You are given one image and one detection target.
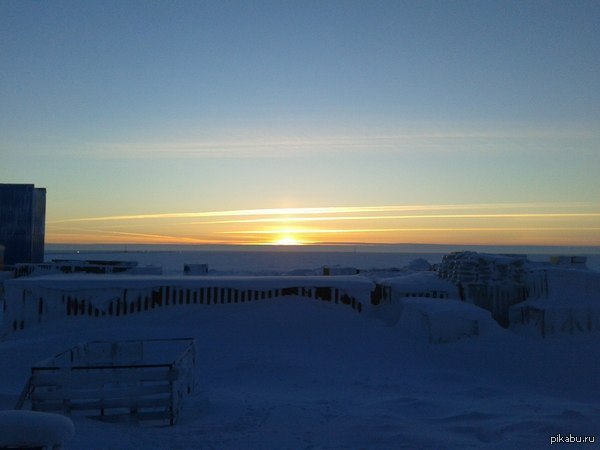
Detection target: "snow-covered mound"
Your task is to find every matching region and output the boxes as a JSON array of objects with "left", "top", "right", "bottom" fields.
[
  {"left": 373, "top": 272, "right": 499, "bottom": 343},
  {"left": 0, "top": 410, "right": 74, "bottom": 448},
  {"left": 397, "top": 298, "right": 502, "bottom": 344}
]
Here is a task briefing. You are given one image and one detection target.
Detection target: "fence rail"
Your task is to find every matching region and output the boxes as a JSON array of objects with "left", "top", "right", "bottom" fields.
[{"left": 22, "top": 338, "right": 196, "bottom": 426}]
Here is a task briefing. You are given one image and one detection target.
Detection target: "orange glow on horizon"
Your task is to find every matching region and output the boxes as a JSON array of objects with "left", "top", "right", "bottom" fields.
[{"left": 44, "top": 202, "right": 600, "bottom": 247}]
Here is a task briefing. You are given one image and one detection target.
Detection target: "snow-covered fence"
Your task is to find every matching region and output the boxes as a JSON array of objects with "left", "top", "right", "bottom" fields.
[
  {"left": 509, "top": 269, "right": 600, "bottom": 337},
  {"left": 462, "top": 269, "right": 550, "bottom": 326},
  {"left": 1, "top": 275, "right": 375, "bottom": 337},
  {"left": 510, "top": 304, "right": 600, "bottom": 337},
  {"left": 465, "top": 282, "right": 527, "bottom": 327},
  {"left": 24, "top": 338, "right": 196, "bottom": 426}
]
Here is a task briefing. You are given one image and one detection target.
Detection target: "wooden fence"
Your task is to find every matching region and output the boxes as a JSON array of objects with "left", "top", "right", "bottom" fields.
[
  {"left": 2, "top": 278, "right": 370, "bottom": 336},
  {"left": 23, "top": 338, "right": 196, "bottom": 426}
]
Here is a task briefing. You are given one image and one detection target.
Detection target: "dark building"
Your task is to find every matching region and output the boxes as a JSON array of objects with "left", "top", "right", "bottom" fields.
[{"left": 0, "top": 184, "right": 46, "bottom": 265}]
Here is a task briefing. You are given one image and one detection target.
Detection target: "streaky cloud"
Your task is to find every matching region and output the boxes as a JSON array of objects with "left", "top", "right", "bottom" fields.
[
  {"left": 218, "top": 227, "right": 600, "bottom": 235},
  {"left": 62, "top": 126, "right": 600, "bottom": 160},
  {"left": 198, "top": 212, "right": 600, "bottom": 226},
  {"left": 48, "top": 202, "right": 594, "bottom": 224}
]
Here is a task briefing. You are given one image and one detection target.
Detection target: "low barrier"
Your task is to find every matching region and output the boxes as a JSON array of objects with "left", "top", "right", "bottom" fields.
[
  {"left": 22, "top": 338, "right": 196, "bottom": 426},
  {"left": 1, "top": 276, "right": 373, "bottom": 337}
]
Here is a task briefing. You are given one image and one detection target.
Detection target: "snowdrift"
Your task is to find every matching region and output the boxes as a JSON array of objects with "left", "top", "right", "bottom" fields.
[
  {"left": 396, "top": 298, "right": 501, "bottom": 344},
  {"left": 0, "top": 410, "right": 74, "bottom": 448}
]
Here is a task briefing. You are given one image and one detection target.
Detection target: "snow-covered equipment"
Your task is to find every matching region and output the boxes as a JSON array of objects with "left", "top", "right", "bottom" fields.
[
  {"left": 184, "top": 263, "right": 208, "bottom": 275},
  {"left": 0, "top": 410, "right": 74, "bottom": 449},
  {"left": 322, "top": 266, "right": 359, "bottom": 276}
]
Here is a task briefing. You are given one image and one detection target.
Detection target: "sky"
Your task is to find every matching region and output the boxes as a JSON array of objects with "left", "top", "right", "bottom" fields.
[{"left": 1, "top": 0, "right": 599, "bottom": 247}]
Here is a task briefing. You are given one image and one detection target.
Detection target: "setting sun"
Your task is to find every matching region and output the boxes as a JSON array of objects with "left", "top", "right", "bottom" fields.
[{"left": 271, "top": 235, "right": 302, "bottom": 246}]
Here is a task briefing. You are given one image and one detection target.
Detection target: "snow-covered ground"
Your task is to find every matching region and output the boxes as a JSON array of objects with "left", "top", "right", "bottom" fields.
[{"left": 1, "top": 250, "right": 599, "bottom": 449}]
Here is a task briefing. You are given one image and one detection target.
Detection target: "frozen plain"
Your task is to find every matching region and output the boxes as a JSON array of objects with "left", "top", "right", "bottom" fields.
[{"left": 1, "top": 249, "right": 599, "bottom": 449}]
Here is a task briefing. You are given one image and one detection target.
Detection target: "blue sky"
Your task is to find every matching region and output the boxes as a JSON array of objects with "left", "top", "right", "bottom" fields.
[{"left": 1, "top": 1, "right": 599, "bottom": 245}]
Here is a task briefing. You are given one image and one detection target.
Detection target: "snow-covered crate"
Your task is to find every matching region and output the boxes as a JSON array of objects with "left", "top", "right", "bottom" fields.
[{"left": 28, "top": 338, "right": 196, "bottom": 426}]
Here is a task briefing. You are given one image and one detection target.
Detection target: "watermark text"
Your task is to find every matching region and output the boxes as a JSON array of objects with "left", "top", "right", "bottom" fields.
[{"left": 550, "top": 433, "right": 595, "bottom": 445}]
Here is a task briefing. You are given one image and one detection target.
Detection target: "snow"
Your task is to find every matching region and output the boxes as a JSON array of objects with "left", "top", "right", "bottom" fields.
[
  {"left": 5, "top": 273, "right": 374, "bottom": 291},
  {"left": 0, "top": 410, "right": 74, "bottom": 447},
  {"left": 396, "top": 298, "right": 502, "bottom": 344},
  {"left": 1, "top": 250, "right": 599, "bottom": 448},
  {"left": 380, "top": 271, "right": 457, "bottom": 294}
]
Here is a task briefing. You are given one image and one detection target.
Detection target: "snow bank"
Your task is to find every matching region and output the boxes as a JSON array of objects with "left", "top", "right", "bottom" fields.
[
  {"left": 371, "top": 272, "right": 458, "bottom": 324},
  {"left": 546, "top": 268, "right": 600, "bottom": 300},
  {"left": 0, "top": 410, "right": 74, "bottom": 448},
  {"left": 369, "top": 272, "right": 500, "bottom": 343},
  {"left": 321, "top": 266, "right": 359, "bottom": 275},
  {"left": 397, "top": 298, "right": 500, "bottom": 344},
  {"left": 406, "top": 257, "right": 432, "bottom": 271},
  {"left": 379, "top": 272, "right": 458, "bottom": 296}
]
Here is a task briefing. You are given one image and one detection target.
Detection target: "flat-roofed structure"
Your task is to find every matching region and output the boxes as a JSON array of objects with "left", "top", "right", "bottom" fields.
[{"left": 0, "top": 183, "right": 46, "bottom": 265}]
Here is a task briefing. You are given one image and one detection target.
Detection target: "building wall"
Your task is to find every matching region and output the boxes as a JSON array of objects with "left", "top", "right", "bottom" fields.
[
  {"left": 31, "top": 187, "right": 46, "bottom": 263},
  {"left": 0, "top": 184, "right": 46, "bottom": 265}
]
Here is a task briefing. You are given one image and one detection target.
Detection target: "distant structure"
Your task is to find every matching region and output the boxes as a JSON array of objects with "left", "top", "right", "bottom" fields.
[
  {"left": 184, "top": 264, "right": 208, "bottom": 275},
  {"left": 0, "top": 184, "right": 46, "bottom": 265},
  {"left": 437, "top": 251, "right": 548, "bottom": 326}
]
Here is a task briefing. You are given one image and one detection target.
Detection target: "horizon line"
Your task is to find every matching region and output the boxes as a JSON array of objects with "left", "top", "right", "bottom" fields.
[{"left": 44, "top": 241, "right": 600, "bottom": 249}]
